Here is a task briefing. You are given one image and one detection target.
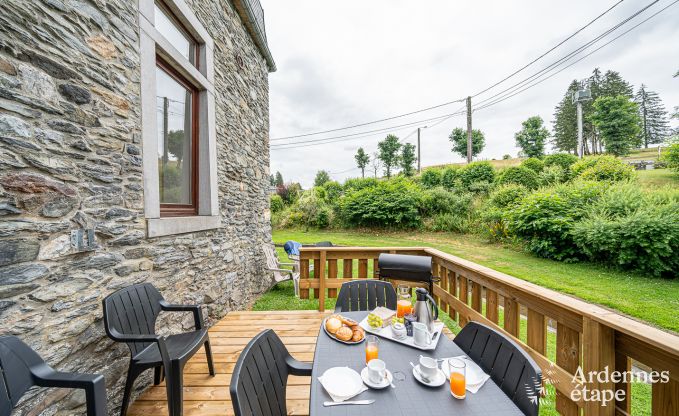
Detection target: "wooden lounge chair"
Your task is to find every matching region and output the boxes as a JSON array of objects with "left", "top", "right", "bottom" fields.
[
  {"left": 263, "top": 244, "right": 301, "bottom": 296},
  {"left": 0, "top": 336, "right": 107, "bottom": 416}
]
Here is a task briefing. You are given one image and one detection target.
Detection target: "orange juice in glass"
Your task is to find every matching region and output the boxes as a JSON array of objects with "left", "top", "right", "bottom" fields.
[
  {"left": 449, "top": 358, "right": 466, "bottom": 399},
  {"left": 365, "top": 336, "right": 379, "bottom": 364},
  {"left": 396, "top": 285, "right": 412, "bottom": 318}
]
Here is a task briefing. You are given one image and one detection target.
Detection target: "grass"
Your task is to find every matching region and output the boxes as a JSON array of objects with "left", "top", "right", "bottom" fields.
[
  {"left": 264, "top": 229, "right": 679, "bottom": 333},
  {"left": 637, "top": 168, "right": 679, "bottom": 188}
]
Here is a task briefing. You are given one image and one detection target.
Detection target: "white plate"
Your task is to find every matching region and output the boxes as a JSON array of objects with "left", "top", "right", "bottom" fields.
[
  {"left": 440, "top": 357, "right": 485, "bottom": 385},
  {"left": 360, "top": 367, "right": 393, "bottom": 389},
  {"left": 359, "top": 317, "right": 444, "bottom": 351},
  {"left": 412, "top": 365, "right": 446, "bottom": 387},
  {"left": 319, "top": 367, "right": 364, "bottom": 398}
]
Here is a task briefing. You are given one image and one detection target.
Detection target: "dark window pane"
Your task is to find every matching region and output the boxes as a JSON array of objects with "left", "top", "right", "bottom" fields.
[
  {"left": 154, "top": 3, "right": 195, "bottom": 63},
  {"left": 156, "top": 66, "right": 193, "bottom": 206}
]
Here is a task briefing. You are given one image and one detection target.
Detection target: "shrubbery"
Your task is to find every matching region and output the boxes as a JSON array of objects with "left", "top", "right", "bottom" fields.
[
  {"left": 344, "top": 177, "right": 379, "bottom": 191},
  {"left": 661, "top": 142, "right": 679, "bottom": 173},
  {"left": 421, "top": 169, "right": 442, "bottom": 188},
  {"left": 459, "top": 162, "right": 495, "bottom": 188},
  {"left": 497, "top": 166, "right": 541, "bottom": 189},
  {"left": 270, "top": 194, "right": 284, "bottom": 213},
  {"left": 419, "top": 187, "right": 473, "bottom": 216},
  {"left": 441, "top": 167, "right": 460, "bottom": 190},
  {"left": 340, "top": 178, "right": 422, "bottom": 228},
  {"left": 571, "top": 156, "right": 635, "bottom": 182},
  {"left": 544, "top": 153, "right": 578, "bottom": 172},
  {"left": 521, "top": 157, "right": 544, "bottom": 173}
]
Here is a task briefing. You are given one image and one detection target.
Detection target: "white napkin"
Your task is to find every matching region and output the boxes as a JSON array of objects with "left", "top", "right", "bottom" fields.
[
  {"left": 318, "top": 369, "right": 368, "bottom": 402},
  {"left": 444, "top": 355, "right": 491, "bottom": 394}
]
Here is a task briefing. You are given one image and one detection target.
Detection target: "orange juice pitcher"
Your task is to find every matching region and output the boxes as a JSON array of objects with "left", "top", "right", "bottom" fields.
[{"left": 396, "top": 285, "right": 412, "bottom": 318}]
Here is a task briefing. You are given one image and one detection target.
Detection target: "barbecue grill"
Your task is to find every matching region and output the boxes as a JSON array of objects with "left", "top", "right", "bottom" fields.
[{"left": 377, "top": 253, "right": 438, "bottom": 293}]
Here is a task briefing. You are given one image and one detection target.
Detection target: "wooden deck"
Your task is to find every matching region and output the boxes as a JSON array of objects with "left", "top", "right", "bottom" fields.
[{"left": 128, "top": 310, "right": 331, "bottom": 416}]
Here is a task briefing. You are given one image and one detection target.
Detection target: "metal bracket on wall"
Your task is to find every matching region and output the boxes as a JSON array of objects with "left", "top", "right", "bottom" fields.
[{"left": 70, "top": 229, "right": 97, "bottom": 252}]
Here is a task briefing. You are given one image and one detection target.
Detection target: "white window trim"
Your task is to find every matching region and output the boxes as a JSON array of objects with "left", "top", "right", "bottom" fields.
[{"left": 138, "top": 0, "right": 220, "bottom": 238}]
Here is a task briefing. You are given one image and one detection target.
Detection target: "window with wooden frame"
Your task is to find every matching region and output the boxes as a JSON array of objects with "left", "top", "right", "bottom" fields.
[
  {"left": 154, "top": 1, "right": 198, "bottom": 68},
  {"left": 156, "top": 57, "right": 199, "bottom": 216}
]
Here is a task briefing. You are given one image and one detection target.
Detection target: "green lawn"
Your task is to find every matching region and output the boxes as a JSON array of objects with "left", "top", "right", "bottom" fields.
[
  {"left": 637, "top": 168, "right": 679, "bottom": 188},
  {"left": 265, "top": 229, "right": 679, "bottom": 333}
]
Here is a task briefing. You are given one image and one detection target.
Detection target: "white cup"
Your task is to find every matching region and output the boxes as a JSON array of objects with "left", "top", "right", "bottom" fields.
[
  {"left": 367, "top": 359, "right": 387, "bottom": 384},
  {"left": 419, "top": 356, "right": 439, "bottom": 379},
  {"left": 412, "top": 322, "right": 433, "bottom": 347}
]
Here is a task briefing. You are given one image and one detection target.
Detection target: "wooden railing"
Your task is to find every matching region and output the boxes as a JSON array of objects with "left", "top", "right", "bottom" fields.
[{"left": 298, "top": 246, "right": 679, "bottom": 415}]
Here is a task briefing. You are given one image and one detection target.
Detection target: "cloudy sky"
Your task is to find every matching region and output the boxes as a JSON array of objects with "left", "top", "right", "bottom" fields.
[{"left": 261, "top": 0, "right": 679, "bottom": 187}]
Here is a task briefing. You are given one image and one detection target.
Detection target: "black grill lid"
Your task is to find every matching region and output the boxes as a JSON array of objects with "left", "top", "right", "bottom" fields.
[{"left": 377, "top": 253, "right": 432, "bottom": 281}]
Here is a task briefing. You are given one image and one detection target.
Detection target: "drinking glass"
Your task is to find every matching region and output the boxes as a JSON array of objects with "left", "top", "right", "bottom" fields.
[
  {"left": 396, "top": 285, "right": 412, "bottom": 318},
  {"left": 365, "top": 335, "right": 379, "bottom": 364},
  {"left": 449, "top": 358, "right": 466, "bottom": 399}
]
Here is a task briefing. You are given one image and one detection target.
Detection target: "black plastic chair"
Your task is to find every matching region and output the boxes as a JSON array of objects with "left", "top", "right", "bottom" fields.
[
  {"left": 102, "top": 283, "right": 215, "bottom": 416},
  {"left": 453, "top": 321, "right": 542, "bottom": 416},
  {"left": 0, "top": 336, "right": 107, "bottom": 416},
  {"left": 334, "top": 280, "right": 397, "bottom": 312},
  {"left": 230, "top": 329, "right": 312, "bottom": 416}
]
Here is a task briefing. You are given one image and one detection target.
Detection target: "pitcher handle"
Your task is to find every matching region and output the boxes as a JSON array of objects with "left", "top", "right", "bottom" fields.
[{"left": 426, "top": 293, "right": 439, "bottom": 321}]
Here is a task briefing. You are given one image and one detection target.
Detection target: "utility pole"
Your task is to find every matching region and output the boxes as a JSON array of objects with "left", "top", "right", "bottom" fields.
[
  {"left": 417, "top": 127, "right": 421, "bottom": 173},
  {"left": 466, "top": 96, "right": 472, "bottom": 163},
  {"left": 572, "top": 81, "right": 591, "bottom": 159}
]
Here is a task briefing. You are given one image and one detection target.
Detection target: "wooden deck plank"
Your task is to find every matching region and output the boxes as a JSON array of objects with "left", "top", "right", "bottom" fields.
[{"left": 127, "top": 310, "right": 326, "bottom": 416}]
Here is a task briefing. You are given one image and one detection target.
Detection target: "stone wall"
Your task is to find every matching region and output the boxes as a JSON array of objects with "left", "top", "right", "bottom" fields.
[{"left": 0, "top": 0, "right": 272, "bottom": 414}]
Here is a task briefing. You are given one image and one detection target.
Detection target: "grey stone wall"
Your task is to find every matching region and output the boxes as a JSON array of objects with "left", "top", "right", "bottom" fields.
[{"left": 0, "top": 0, "right": 272, "bottom": 414}]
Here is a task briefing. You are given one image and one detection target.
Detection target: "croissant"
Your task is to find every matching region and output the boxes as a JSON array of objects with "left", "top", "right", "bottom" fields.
[
  {"left": 340, "top": 316, "right": 358, "bottom": 327},
  {"left": 335, "top": 326, "right": 353, "bottom": 341},
  {"left": 350, "top": 325, "right": 364, "bottom": 342}
]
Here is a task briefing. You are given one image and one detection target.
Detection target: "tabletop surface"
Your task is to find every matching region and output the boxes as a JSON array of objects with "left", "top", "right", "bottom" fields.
[{"left": 309, "top": 311, "right": 524, "bottom": 416}]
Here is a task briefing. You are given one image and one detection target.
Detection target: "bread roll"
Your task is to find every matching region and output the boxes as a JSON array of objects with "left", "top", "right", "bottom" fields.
[
  {"left": 325, "top": 317, "right": 342, "bottom": 334},
  {"left": 350, "top": 325, "right": 364, "bottom": 342},
  {"left": 335, "top": 326, "right": 353, "bottom": 341},
  {"left": 340, "top": 316, "right": 358, "bottom": 327}
]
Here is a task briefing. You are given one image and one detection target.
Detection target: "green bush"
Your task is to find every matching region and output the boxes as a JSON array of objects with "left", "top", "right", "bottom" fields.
[
  {"left": 340, "top": 178, "right": 421, "bottom": 228},
  {"left": 424, "top": 213, "right": 471, "bottom": 233},
  {"left": 502, "top": 154, "right": 511, "bottom": 160},
  {"left": 344, "top": 177, "right": 379, "bottom": 191},
  {"left": 497, "top": 166, "right": 540, "bottom": 189},
  {"left": 661, "top": 142, "right": 679, "bottom": 173},
  {"left": 322, "top": 181, "right": 343, "bottom": 203},
  {"left": 507, "top": 181, "right": 606, "bottom": 261},
  {"left": 489, "top": 184, "right": 527, "bottom": 208},
  {"left": 270, "top": 194, "right": 284, "bottom": 213},
  {"left": 419, "top": 187, "right": 473, "bottom": 216},
  {"left": 539, "top": 165, "right": 567, "bottom": 186},
  {"left": 544, "top": 153, "right": 578, "bottom": 172},
  {"left": 572, "top": 156, "right": 635, "bottom": 182},
  {"left": 272, "top": 207, "right": 304, "bottom": 228},
  {"left": 297, "top": 189, "right": 333, "bottom": 228},
  {"left": 421, "top": 169, "right": 443, "bottom": 188},
  {"left": 459, "top": 162, "right": 495, "bottom": 187},
  {"left": 441, "top": 167, "right": 461, "bottom": 190},
  {"left": 466, "top": 181, "right": 495, "bottom": 195},
  {"left": 521, "top": 157, "right": 544, "bottom": 173}
]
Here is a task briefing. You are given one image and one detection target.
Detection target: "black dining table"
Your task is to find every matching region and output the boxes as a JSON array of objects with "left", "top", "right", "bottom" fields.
[{"left": 310, "top": 311, "right": 524, "bottom": 416}]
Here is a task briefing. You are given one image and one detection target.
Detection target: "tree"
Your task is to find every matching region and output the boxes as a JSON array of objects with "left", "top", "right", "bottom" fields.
[
  {"left": 515, "top": 116, "right": 549, "bottom": 158},
  {"left": 589, "top": 95, "right": 641, "bottom": 156},
  {"left": 167, "top": 130, "right": 185, "bottom": 167},
  {"left": 274, "top": 171, "right": 284, "bottom": 187},
  {"left": 314, "top": 170, "right": 331, "bottom": 187},
  {"left": 552, "top": 80, "right": 579, "bottom": 153},
  {"left": 370, "top": 152, "right": 382, "bottom": 178},
  {"left": 354, "top": 147, "right": 370, "bottom": 178},
  {"left": 400, "top": 143, "right": 417, "bottom": 176},
  {"left": 448, "top": 127, "right": 485, "bottom": 159},
  {"left": 634, "top": 85, "right": 671, "bottom": 148},
  {"left": 598, "top": 70, "right": 634, "bottom": 99},
  {"left": 377, "top": 134, "right": 401, "bottom": 178}
]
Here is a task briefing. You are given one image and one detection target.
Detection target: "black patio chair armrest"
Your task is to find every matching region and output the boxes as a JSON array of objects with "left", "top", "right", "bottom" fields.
[
  {"left": 33, "top": 367, "right": 107, "bottom": 416},
  {"left": 159, "top": 300, "right": 205, "bottom": 330},
  {"left": 285, "top": 356, "right": 312, "bottom": 376}
]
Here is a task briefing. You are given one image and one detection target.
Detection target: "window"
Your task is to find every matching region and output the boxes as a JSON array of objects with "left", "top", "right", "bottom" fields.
[
  {"left": 139, "top": 0, "right": 219, "bottom": 236},
  {"left": 156, "top": 59, "right": 198, "bottom": 216},
  {"left": 154, "top": 2, "right": 197, "bottom": 66}
]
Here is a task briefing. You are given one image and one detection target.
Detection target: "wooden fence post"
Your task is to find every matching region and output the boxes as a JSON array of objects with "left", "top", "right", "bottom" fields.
[
  {"left": 300, "top": 258, "right": 310, "bottom": 299},
  {"left": 583, "top": 317, "right": 615, "bottom": 416},
  {"left": 327, "top": 259, "right": 337, "bottom": 299},
  {"left": 652, "top": 378, "right": 679, "bottom": 416},
  {"left": 318, "top": 250, "right": 326, "bottom": 312},
  {"left": 556, "top": 323, "right": 581, "bottom": 415}
]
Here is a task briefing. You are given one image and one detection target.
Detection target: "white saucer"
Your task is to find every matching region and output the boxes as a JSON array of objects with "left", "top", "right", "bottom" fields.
[
  {"left": 412, "top": 365, "right": 446, "bottom": 387},
  {"left": 360, "top": 367, "right": 393, "bottom": 389}
]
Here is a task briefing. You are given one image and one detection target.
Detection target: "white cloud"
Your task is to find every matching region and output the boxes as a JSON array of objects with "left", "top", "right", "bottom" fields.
[{"left": 262, "top": 0, "right": 679, "bottom": 187}]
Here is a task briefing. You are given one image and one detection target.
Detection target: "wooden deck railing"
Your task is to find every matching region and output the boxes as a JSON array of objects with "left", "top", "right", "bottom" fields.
[{"left": 298, "top": 246, "right": 679, "bottom": 415}]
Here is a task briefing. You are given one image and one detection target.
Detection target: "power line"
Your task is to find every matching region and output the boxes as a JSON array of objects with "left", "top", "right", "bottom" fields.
[
  {"left": 271, "top": 97, "right": 466, "bottom": 141},
  {"left": 472, "top": 0, "right": 661, "bottom": 108},
  {"left": 271, "top": 110, "right": 465, "bottom": 147},
  {"left": 473, "top": 0, "right": 678, "bottom": 112},
  {"left": 471, "top": 0, "right": 625, "bottom": 98}
]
